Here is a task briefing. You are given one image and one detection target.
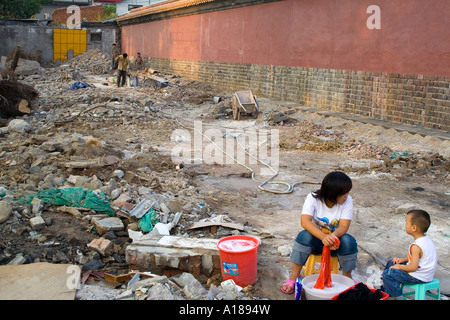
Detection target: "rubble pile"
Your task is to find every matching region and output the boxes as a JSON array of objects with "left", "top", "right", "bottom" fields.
[
  {"left": 167, "top": 78, "right": 226, "bottom": 105},
  {"left": 75, "top": 271, "right": 262, "bottom": 300},
  {"left": 261, "top": 109, "right": 298, "bottom": 126},
  {"left": 339, "top": 144, "right": 449, "bottom": 181},
  {"left": 279, "top": 120, "right": 341, "bottom": 152},
  {"left": 0, "top": 53, "right": 269, "bottom": 301},
  {"left": 0, "top": 113, "right": 259, "bottom": 299},
  {"left": 278, "top": 118, "right": 449, "bottom": 181},
  {"left": 67, "top": 49, "right": 112, "bottom": 75}
]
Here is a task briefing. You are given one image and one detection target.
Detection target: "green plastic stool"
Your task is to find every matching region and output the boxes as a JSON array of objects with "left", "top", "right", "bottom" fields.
[{"left": 401, "top": 278, "right": 441, "bottom": 300}]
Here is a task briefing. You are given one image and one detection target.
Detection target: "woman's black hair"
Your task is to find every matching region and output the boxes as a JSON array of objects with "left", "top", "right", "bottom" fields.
[{"left": 313, "top": 171, "right": 352, "bottom": 204}]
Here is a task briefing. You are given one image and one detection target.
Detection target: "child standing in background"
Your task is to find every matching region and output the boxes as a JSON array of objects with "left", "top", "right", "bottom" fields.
[{"left": 134, "top": 52, "right": 143, "bottom": 70}]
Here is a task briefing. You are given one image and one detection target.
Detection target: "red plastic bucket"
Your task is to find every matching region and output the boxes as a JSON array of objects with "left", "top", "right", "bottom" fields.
[{"left": 217, "top": 235, "right": 260, "bottom": 287}]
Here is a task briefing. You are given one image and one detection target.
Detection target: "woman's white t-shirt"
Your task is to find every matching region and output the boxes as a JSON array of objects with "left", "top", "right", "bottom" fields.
[{"left": 301, "top": 193, "right": 353, "bottom": 233}]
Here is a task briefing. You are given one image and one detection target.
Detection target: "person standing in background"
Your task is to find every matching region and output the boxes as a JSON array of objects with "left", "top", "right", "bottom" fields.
[
  {"left": 134, "top": 52, "right": 144, "bottom": 71},
  {"left": 115, "top": 53, "right": 129, "bottom": 87},
  {"left": 111, "top": 43, "right": 120, "bottom": 70}
]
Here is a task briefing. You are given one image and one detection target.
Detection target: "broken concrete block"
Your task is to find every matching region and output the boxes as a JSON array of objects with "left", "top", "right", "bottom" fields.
[
  {"left": 116, "top": 289, "right": 133, "bottom": 300},
  {"left": 147, "top": 282, "right": 176, "bottom": 300},
  {"left": 149, "top": 212, "right": 181, "bottom": 236},
  {"left": 14, "top": 58, "right": 41, "bottom": 76},
  {"left": 137, "top": 186, "right": 151, "bottom": 196},
  {"left": 110, "top": 189, "right": 120, "bottom": 200},
  {"left": 30, "top": 216, "right": 46, "bottom": 230},
  {"left": 66, "top": 174, "right": 103, "bottom": 189},
  {"left": 395, "top": 203, "right": 416, "bottom": 215},
  {"left": 31, "top": 197, "right": 43, "bottom": 215},
  {"left": 106, "top": 178, "right": 117, "bottom": 196},
  {"left": 8, "top": 119, "right": 32, "bottom": 134},
  {"left": 98, "top": 240, "right": 114, "bottom": 257},
  {"left": 130, "top": 198, "right": 155, "bottom": 219},
  {"left": 172, "top": 211, "right": 182, "bottom": 226},
  {"left": 93, "top": 217, "right": 124, "bottom": 235},
  {"left": 67, "top": 174, "right": 82, "bottom": 185},
  {"left": 41, "top": 141, "right": 63, "bottom": 152},
  {"left": 128, "top": 275, "right": 168, "bottom": 292},
  {"left": 66, "top": 174, "right": 102, "bottom": 189},
  {"left": 0, "top": 262, "right": 78, "bottom": 300},
  {"left": 114, "top": 169, "right": 124, "bottom": 179},
  {"left": 168, "top": 199, "right": 182, "bottom": 214},
  {"left": 272, "top": 112, "right": 289, "bottom": 123},
  {"left": 160, "top": 202, "right": 170, "bottom": 214},
  {"left": 97, "top": 155, "right": 119, "bottom": 167},
  {"left": 177, "top": 272, "right": 208, "bottom": 300},
  {"left": 0, "top": 127, "right": 8, "bottom": 136},
  {"left": 64, "top": 161, "right": 97, "bottom": 169},
  {"left": 126, "top": 235, "right": 221, "bottom": 278},
  {"left": 277, "top": 245, "right": 292, "bottom": 257},
  {"left": 0, "top": 200, "right": 12, "bottom": 223},
  {"left": 111, "top": 192, "right": 131, "bottom": 207},
  {"left": 87, "top": 237, "right": 114, "bottom": 257},
  {"left": 57, "top": 205, "right": 82, "bottom": 219},
  {"left": 7, "top": 253, "right": 26, "bottom": 265},
  {"left": 149, "top": 222, "right": 172, "bottom": 236}
]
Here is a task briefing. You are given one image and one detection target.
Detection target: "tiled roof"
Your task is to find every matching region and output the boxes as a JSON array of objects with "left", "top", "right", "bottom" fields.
[{"left": 117, "top": 0, "right": 215, "bottom": 21}]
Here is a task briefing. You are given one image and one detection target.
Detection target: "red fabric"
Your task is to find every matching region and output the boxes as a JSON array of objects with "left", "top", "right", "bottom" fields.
[{"left": 314, "top": 237, "right": 340, "bottom": 290}]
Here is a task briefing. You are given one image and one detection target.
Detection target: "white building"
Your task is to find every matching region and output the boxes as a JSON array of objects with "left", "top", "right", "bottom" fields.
[{"left": 94, "top": 0, "right": 167, "bottom": 17}]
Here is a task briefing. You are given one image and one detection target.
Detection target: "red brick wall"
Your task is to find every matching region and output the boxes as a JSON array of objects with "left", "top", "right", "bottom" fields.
[
  {"left": 120, "top": 0, "right": 450, "bottom": 131},
  {"left": 122, "top": 0, "right": 450, "bottom": 77},
  {"left": 147, "top": 58, "right": 450, "bottom": 131}
]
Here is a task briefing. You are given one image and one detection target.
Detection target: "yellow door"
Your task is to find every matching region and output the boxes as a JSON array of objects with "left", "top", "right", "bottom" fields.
[{"left": 53, "top": 28, "right": 87, "bottom": 63}]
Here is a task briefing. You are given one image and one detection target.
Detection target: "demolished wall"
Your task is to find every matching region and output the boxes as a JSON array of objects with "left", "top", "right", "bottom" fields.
[
  {"left": 0, "top": 24, "right": 54, "bottom": 66},
  {"left": 0, "top": 23, "right": 118, "bottom": 66}
]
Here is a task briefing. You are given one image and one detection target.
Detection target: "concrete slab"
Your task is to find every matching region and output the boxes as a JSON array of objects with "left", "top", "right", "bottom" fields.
[{"left": 0, "top": 262, "right": 78, "bottom": 300}]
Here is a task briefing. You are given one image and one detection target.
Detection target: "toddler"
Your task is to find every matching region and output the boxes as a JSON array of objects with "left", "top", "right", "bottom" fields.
[{"left": 382, "top": 209, "right": 437, "bottom": 299}]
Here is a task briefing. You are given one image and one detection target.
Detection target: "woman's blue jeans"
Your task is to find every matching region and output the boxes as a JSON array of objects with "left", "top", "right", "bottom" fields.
[
  {"left": 381, "top": 259, "right": 424, "bottom": 297},
  {"left": 290, "top": 230, "right": 358, "bottom": 272}
]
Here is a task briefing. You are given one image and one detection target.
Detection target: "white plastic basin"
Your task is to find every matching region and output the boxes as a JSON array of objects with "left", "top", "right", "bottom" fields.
[{"left": 302, "top": 274, "right": 355, "bottom": 300}]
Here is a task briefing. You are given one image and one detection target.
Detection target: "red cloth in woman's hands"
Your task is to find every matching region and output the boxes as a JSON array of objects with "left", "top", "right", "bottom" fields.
[{"left": 314, "top": 237, "right": 340, "bottom": 290}]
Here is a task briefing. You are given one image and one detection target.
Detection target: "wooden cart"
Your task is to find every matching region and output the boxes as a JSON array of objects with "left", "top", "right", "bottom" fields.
[{"left": 232, "top": 90, "right": 259, "bottom": 120}]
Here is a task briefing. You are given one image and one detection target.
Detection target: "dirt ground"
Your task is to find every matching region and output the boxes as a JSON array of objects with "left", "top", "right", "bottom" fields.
[
  {"left": 0, "top": 55, "right": 448, "bottom": 300},
  {"left": 155, "top": 95, "right": 450, "bottom": 300}
]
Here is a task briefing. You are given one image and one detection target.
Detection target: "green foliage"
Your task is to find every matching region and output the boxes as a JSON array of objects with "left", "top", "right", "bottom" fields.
[
  {"left": 95, "top": 4, "right": 118, "bottom": 22},
  {"left": 0, "top": 0, "right": 50, "bottom": 19},
  {"left": 104, "top": 4, "right": 117, "bottom": 20}
]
